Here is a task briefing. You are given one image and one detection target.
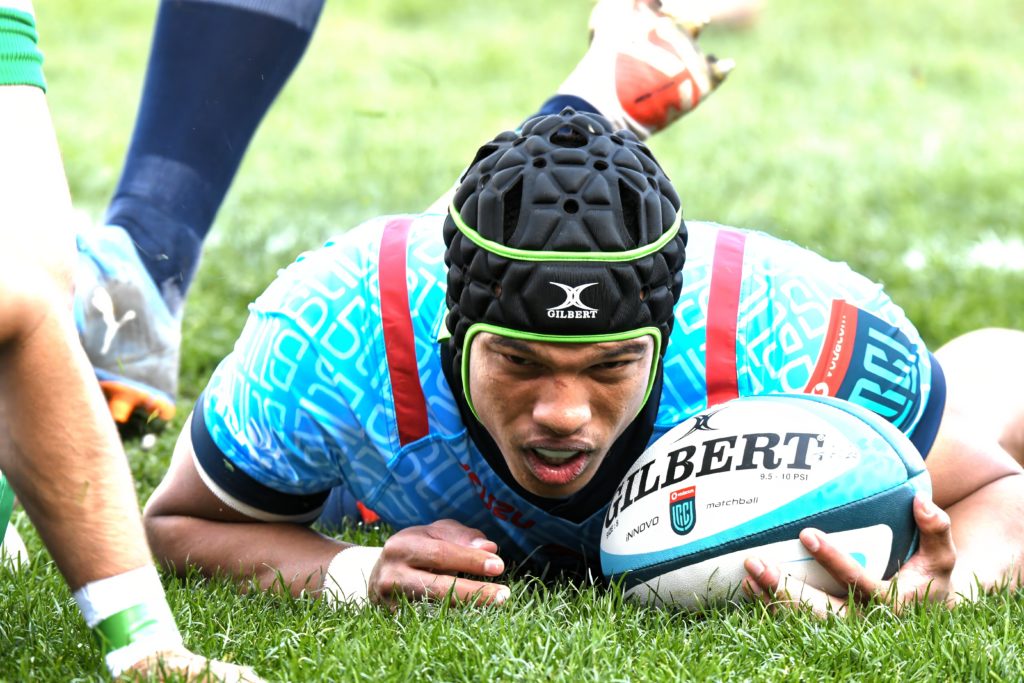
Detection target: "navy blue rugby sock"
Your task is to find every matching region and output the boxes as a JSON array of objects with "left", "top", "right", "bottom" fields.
[
  {"left": 532, "top": 94, "right": 601, "bottom": 120},
  {"left": 106, "top": 0, "right": 325, "bottom": 312}
]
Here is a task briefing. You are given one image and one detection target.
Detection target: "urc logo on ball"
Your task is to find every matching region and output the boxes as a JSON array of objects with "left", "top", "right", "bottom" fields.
[{"left": 669, "top": 486, "right": 696, "bottom": 535}]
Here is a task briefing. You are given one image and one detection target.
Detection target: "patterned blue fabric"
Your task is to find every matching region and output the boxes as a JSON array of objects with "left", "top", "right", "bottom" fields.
[{"left": 200, "top": 215, "right": 933, "bottom": 567}]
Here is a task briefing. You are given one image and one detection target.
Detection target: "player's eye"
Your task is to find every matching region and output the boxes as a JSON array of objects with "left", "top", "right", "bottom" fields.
[
  {"left": 593, "top": 359, "right": 633, "bottom": 371},
  {"left": 502, "top": 353, "right": 536, "bottom": 367}
]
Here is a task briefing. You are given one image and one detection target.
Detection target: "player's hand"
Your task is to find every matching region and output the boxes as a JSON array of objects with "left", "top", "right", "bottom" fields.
[
  {"left": 124, "top": 648, "right": 264, "bottom": 682},
  {"left": 368, "top": 519, "right": 510, "bottom": 608},
  {"left": 742, "top": 495, "right": 959, "bottom": 617}
]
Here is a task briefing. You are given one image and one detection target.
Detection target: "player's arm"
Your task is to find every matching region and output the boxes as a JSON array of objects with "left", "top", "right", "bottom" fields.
[
  {"left": 736, "top": 261, "right": 1024, "bottom": 612},
  {"left": 745, "top": 412, "right": 1023, "bottom": 615},
  {"left": 901, "top": 330, "right": 1024, "bottom": 597},
  {"left": 143, "top": 228, "right": 511, "bottom": 607},
  {"left": 744, "top": 335, "right": 1024, "bottom": 614},
  {"left": 143, "top": 412, "right": 510, "bottom": 607}
]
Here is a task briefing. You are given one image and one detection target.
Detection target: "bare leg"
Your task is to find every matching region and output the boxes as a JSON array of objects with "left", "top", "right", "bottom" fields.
[
  {"left": 0, "top": 59, "right": 257, "bottom": 680},
  {"left": 881, "top": 336, "right": 1024, "bottom": 599},
  {"left": 0, "top": 84, "right": 153, "bottom": 588}
]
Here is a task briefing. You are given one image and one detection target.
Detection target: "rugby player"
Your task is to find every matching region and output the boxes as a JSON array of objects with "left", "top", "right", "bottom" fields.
[
  {"left": 0, "top": 2, "right": 259, "bottom": 678},
  {"left": 143, "top": 102, "right": 1024, "bottom": 615},
  {"left": 74, "top": 0, "right": 735, "bottom": 429}
]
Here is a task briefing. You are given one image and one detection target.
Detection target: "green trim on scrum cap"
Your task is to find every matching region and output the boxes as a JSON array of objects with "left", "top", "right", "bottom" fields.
[
  {"left": 0, "top": 473, "right": 14, "bottom": 545},
  {"left": 449, "top": 203, "right": 682, "bottom": 263},
  {"left": 437, "top": 318, "right": 452, "bottom": 343},
  {"left": 460, "top": 322, "right": 662, "bottom": 423}
]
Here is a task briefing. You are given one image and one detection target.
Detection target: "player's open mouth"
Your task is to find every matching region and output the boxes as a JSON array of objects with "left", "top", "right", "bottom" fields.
[{"left": 525, "top": 447, "right": 591, "bottom": 486}]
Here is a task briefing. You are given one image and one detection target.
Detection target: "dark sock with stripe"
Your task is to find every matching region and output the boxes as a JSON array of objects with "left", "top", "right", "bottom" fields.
[
  {"left": 106, "top": 0, "right": 325, "bottom": 312},
  {"left": 530, "top": 94, "right": 601, "bottom": 122}
]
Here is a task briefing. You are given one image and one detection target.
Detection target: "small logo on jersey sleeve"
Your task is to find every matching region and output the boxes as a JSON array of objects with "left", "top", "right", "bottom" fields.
[
  {"left": 806, "top": 300, "right": 858, "bottom": 397},
  {"left": 669, "top": 486, "right": 697, "bottom": 535},
  {"left": 805, "top": 300, "right": 924, "bottom": 433}
]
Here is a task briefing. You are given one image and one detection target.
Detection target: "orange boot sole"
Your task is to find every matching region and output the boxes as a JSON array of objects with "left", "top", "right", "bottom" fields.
[{"left": 99, "top": 380, "right": 177, "bottom": 426}]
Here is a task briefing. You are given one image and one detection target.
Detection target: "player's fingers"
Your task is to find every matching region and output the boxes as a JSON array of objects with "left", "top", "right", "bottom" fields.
[
  {"left": 741, "top": 561, "right": 773, "bottom": 609},
  {"left": 877, "top": 569, "right": 956, "bottom": 613},
  {"left": 427, "top": 518, "right": 499, "bottom": 553},
  {"left": 799, "top": 528, "right": 881, "bottom": 602},
  {"left": 383, "top": 533, "right": 505, "bottom": 578},
  {"left": 127, "top": 650, "right": 265, "bottom": 682},
  {"left": 380, "top": 569, "right": 510, "bottom": 607},
  {"left": 742, "top": 557, "right": 794, "bottom": 611},
  {"left": 200, "top": 660, "right": 265, "bottom": 683},
  {"left": 743, "top": 558, "right": 842, "bottom": 619},
  {"left": 445, "top": 574, "right": 511, "bottom": 606},
  {"left": 871, "top": 497, "right": 958, "bottom": 611},
  {"left": 912, "top": 496, "right": 957, "bottom": 576},
  {"left": 743, "top": 557, "right": 778, "bottom": 594}
]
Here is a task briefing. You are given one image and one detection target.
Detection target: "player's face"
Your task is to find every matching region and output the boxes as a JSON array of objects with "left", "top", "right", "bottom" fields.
[{"left": 468, "top": 332, "right": 654, "bottom": 498}]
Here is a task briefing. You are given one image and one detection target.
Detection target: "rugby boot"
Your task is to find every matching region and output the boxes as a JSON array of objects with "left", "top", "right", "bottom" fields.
[
  {"left": 561, "top": 0, "right": 736, "bottom": 139},
  {"left": 74, "top": 223, "right": 179, "bottom": 429}
]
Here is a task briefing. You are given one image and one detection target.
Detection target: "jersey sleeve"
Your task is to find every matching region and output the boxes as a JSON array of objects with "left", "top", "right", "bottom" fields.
[
  {"left": 194, "top": 222, "right": 386, "bottom": 520},
  {"left": 741, "top": 231, "right": 945, "bottom": 456},
  {"left": 799, "top": 299, "right": 946, "bottom": 456}
]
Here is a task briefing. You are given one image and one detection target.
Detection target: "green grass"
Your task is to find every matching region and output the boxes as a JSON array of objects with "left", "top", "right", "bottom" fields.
[{"left": 3, "top": 0, "right": 1023, "bottom": 679}]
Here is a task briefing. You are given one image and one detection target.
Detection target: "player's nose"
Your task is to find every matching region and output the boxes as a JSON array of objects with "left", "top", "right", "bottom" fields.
[{"left": 531, "top": 376, "right": 591, "bottom": 435}]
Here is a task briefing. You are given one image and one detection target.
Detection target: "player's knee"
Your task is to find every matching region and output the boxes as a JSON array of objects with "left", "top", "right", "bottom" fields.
[
  {"left": 0, "top": 258, "right": 73, "bottom": 344},
  {"left": 0, "top": 233, "right": 75, "bottom": 309}
]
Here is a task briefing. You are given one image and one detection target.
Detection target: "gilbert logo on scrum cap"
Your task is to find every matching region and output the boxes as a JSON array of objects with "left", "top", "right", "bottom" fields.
[{"left": 547, "top": 282, "right": 599, "bottom": 319}]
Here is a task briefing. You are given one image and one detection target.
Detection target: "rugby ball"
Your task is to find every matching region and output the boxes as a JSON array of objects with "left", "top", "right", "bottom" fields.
[{"left": 600, "top": 394, "right": 931, "bottom": 609}]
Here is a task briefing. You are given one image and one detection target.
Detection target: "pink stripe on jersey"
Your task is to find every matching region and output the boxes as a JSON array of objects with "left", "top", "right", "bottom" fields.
[
  {"left": 379, "top": 218, "right": 430, "bottom": 445},
  {"left": 705, "top": 229, "right": 747, "bottom": 406}
]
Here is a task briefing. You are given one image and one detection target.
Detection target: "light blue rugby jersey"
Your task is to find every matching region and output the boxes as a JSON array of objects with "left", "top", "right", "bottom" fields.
[{"left": 196, "top": 213, "right": 943, "bottom": 569}]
